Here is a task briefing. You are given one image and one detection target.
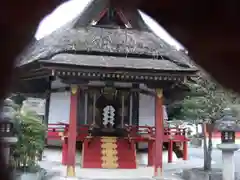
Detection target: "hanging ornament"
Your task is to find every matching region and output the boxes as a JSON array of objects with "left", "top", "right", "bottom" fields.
[{"left": 102, "top": 105, "right": 115, "bottom": 127}]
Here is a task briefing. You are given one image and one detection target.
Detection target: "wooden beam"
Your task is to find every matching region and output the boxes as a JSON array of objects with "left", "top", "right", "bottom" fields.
[
  {"left": 116, "top": 9, "right": 132, "bottom": 28},
  {"left": 44, "top": 79, "right": 51, "bottom": 125},
  {"left": 20, "top": 72, "right": 51, "bottom": 80},
  {"left": 19, "top": 68, "right": 51, "bottom": 79},
  {"left": 132, "top": 84, "right": 139, "bottom": 126},
  {"left": 91, "top": 8, "right": 108, "bottom": 25}
]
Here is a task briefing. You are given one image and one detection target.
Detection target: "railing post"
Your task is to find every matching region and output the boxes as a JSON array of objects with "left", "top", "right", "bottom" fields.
[
  {"left": 168, "top": 139, "right": 173, "bottom": 163},
  {"left": 62, "top": 137, "right": 68, "bottom": 165},
  {"left": 148, "top": 140, "right": 154, "bottom": 166},
  {"left": 147, "top": 127, "right": 154, "bottom": 167},
  {"left": 60, "top": 125, "right": 69, "bottom": 165},
  {"left": 183, "top": 129, "right": 188, "bottom": 160}
]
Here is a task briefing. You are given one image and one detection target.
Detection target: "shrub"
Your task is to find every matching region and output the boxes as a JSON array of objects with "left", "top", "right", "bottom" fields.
[{"left": 11, "top": 110, "right": 46, "bottom": 172}]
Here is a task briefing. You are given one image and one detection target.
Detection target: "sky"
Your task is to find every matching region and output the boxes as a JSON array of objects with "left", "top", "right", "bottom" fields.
[{"left": 35, "top": 0, "right": 184, "bottom": 50}]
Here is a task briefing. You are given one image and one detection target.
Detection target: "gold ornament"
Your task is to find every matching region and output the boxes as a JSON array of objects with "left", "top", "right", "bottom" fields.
[
  {"left": 101, "top": 137, "right": 117, "bottom": 141},
  {"left": 58, "top": 132, "right": 64, "bottom": 137},
  {"left": 101, "top": 162, "right": 119, "bottom": 169},
  {"left": 101, "top": 143, "right": 117, "bottom": 149},
  {"left": 101, "top": 139, "right": 117, "bottom": 143},
  {"left": 156, "top": 88, "right": 163, "bottom": 98},
  {"left": 101, "top": 136, "right": 117, "bottom": 139},
  {"left": 101, "top": 149, "right": 118, "bottom": 156},
  {"left": 71, "top": 85, "right": 78, "bottom": 95},
  {"left": 66, "top": 166, "right": 75, "bottom": 177},
  {"left": 100, "top": 136, "right": 119, "bottom": 169},
  {"left": 58, "top": 132, "right": 66, "bottom": 141},
  {"left": 101, "top": 155, "right": 118, "bottom": 162}
]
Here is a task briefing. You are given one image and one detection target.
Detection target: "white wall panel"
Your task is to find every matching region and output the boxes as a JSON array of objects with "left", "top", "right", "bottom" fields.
[
  {"left": 51, "top": 78, "right": 68, "bottom": 89},
  {"left": 138, "top": 92, "right": 168, "bottom": 149},
  {"left": 139, "top": 93, "right": 155, "bottom": 126},
  {"left": 48, "top": 92, "right": 70, "bottom": 124}
]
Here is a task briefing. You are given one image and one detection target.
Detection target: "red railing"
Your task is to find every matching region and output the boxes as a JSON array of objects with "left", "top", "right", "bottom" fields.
[
  {"left": 126, "top": 125, "right": 188, "bottom": 142},
  {"left": 47, "top": 123, "right": 68, "bottom": 140},
  {"left": 47, "top": 123, "right": 188, "bottom": 142}
]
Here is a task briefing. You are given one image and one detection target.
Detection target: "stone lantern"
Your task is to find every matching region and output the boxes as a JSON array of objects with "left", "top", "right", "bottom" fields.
[
  {"left": 215, "top": 108, "right": 240, "bottom": 180},
  {"left": 0, "top": 99, "right": 18, "bottom": 166}
]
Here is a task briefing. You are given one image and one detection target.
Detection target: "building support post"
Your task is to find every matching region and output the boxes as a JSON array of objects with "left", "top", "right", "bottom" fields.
[
  {"left": 168, "top": 140, "right": 173, "bottom": 163},
  {"left": 183, "top": 140, "right": 188, "bottom": 160},
  {"left": 66, "top": 85, "right": 78, "bottom": 177},
  {"left": 148, "top": 140, "right": 154, "bottom": 166},
  {"left": 129, "top": 92, "right": 133, "bottom": 126},
  {"left": 84, "top": 91, "right": 88, "bottom": 124},
  {"left": 121, "top": 94, "right": 125, "bottom": 128},
  {"left": 154, "top": 88, "right": 164, "bottom": 178},
  {"left": 92, "top": 91, "right": 96, "bottom": 125},
  {"left": 62, "top": 137, "right": 68, "bottom": 165}
]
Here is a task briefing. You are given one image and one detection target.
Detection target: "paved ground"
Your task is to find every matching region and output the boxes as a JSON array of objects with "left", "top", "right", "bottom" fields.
[
  {"left": 39, "top": 146, "right": 240, "bottom": 179},
  {"left": 39, "top": 147, "right": 208, "bottom": 180},
  {"left": 189, "top": 147, "right": 240, "bottom": 171}
]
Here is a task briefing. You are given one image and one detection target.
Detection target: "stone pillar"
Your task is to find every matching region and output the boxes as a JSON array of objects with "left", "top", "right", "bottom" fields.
[
  {"left": 1, "top": 137, "right": 18, "bottom": 166},
  {"left": 4, "top": 145, "right": 10, "bottom": 165},
  {"left": 217, "top": 143, "right": 239, "bottom": 180}
]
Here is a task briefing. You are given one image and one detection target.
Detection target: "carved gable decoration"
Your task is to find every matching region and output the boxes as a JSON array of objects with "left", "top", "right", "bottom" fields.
[{"left": 91, "top": 8, "right": 131, "bottom": 28}]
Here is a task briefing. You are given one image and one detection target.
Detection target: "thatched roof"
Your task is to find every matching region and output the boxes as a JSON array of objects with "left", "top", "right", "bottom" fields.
[
  {"left": 16, "top": 0, "right": 196, "bottom": 73},
  {"left": 39, "top": 54, "right": 194, "bottom": 72}
]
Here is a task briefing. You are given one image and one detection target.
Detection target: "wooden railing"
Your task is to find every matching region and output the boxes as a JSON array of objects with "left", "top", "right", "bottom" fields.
[
  {"left": 47, "top": 123, "right": 188, "bottom": 142},
  {"left": 47, "top": 123, "right": 68, "bottom": 140}
]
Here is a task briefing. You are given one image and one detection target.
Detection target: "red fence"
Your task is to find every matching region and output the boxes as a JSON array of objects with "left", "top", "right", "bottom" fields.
[{"left": 47, "top": 123, "right": 188, "bottom": 142}]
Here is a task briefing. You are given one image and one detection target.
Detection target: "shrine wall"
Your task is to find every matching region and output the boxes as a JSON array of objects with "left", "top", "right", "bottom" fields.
[
  {"left": 48, "top": 78, "right": 70, "bottom": 125},
  {"left": 138, "top": 92, "right": 168, "bottom": 127},
  {"left": 48, "top": 91, "right": 71, "bottom": 125},
  {"left": 138, "top": 90, "right": 168, "bottom": 150},
  {"left": 139, "top": 93, "right": 155, "bottom": 127}
]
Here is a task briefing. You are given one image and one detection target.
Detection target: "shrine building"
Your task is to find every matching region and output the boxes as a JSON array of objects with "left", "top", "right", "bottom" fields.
[{"left": 14, "top": 0, "right": 197, "bottom": 177}]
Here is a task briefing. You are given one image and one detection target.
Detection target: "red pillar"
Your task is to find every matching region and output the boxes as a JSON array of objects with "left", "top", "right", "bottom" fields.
[
  {"left": 168, "top": 140, "right": 173, "bottom": 163},
  {"left": 148, "top": 140, "right": 154, "bottom": 166},
  {"left": 154, "top": 88, "right": 164, "bottom": 177},
  {"left": 66, "top": 85, "right": 78, "bottom": 177},
  {"left": 183, "top": 140, "right": 188, "bottom": 160},
  {"left": 62, "top": 138, "right": 68, "bottom": 165}
]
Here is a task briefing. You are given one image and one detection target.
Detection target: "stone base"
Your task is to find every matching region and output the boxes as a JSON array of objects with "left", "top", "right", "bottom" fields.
[
  {"left": 15, "top": 169, "right": 46, "bottom": 180},
  {"left": 153, "top": 176, "right": 176, "bottom": 180},
  {"left": 190, "top": 138, "right": 202, "bottom": 148},
  {"left": 181, "top": 168, "right": 240, "bottom": 180}
]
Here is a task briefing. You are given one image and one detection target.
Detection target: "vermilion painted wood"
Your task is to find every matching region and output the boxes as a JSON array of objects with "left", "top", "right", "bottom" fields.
[
  {"left": 47, "top": 124, "right": 189, "bottom": 142},
  {"left": 82, "top": 137, "right": 137, "bottom": 169},
  {"left": 154, "top": 94, "right": 164, "bottom": 176},
  {"left": 116, "top": 139, "right": 137, "bottom": 169},
  {"left": 148, "top": 141, "right": 154, "bottom": 166},
  {"left": 168, "top": 140, "right": 173, "bottom": 163},
  {"left": 62, "top": 138, "right": 68, "bottom": 165},
  {"left": 82, "top": 138, "right": 102, "bottom": 168},
  {"left": 66, "top": 88, "right": 78, "bottom": 169},
  {"left": 183, "top": 141, "right": 188, "bottom": 160}
]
